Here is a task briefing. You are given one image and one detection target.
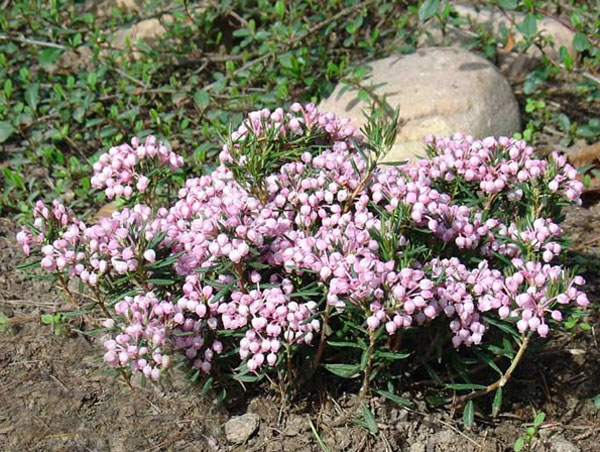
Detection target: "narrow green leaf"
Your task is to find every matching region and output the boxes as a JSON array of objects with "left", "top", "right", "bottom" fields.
[
  {"left": 533, "top": 412, "right": 546, "bottom": 427},
  {"left": 361, "top": 404, "right": 379, "bottom": 434},
  {"left": 25, "top": 84, "right": 40, "bottom": 112},
  {"left": 309, "top": 419, "right": 330, "bottom": 452},
  {"left": 446, "top": 383, "right": 487, "bottom": 391},
  {"left": 492, "top": 388, "right": 502, "bottom": 417},
  {"left": 375, "top": 351, "right": 411, "bottom": 360},
  {"left": 375, "top": 389, "right": 413, "bottom": 407},
  {"left": 146, "top": 278, "right": 176, "bottom": 286},
  {"left": 463, "top": 400, "right": 475, "bottom": 427},
  {"left": 322, "top": 363, "right": 360, "bottom": 378},
  {"left": 327, "top": 340, "right": 365, "bottom": 350}
]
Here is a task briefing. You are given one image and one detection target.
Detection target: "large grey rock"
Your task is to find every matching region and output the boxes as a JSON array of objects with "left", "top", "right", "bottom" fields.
[
  {"left": 318, "top": 47, "right": 520, "bottom": 162},
  {"left": 224, "top": 413, "right": 260, "bottom": 443}
]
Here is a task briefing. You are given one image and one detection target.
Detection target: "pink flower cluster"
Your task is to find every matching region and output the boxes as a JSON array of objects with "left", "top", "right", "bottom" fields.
[
  {"left": 422, "top": 134, "right": 583, "bottom": 202},
  {"left": 18, "top": 103, "right": 589, "bottom": 382},
  {"left": 103, "top": 292, "right": 173, "bottom": 380},
  {"left": 91, "top": 135, "right": 184, "bottom": 199}
]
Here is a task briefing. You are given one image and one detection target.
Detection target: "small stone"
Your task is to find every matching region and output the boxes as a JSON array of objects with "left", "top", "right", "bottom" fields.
[
  {"left": 283, "top": 414, "right": 307, "bottom": 436},
  {"left": 541, "top": 433, "right": 581, "bottom": 452},
  {"left": 410, "top": 442, "right": 426, "bottom": 452},
  {"left": 224, "top": 413, "right": 260, "bottom": 444}
]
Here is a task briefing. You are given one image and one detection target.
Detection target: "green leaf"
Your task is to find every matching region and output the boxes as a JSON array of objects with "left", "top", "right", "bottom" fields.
[
  {"left": 4, "top": 79, "right": 12, "bottom": 99},
  {"left": 517, "top": 13, "right": 537, "bottom": 38},
  {"left": 419, "top": 0, "right": 440, "bottom": 21},
  {"left": 41, "top": 314, "right": 54, "bottom": 324},
  {"left": 558, "top": 113, "right": 571, "bottom": 131},
  {"left": 446, "top": 383, "right": 487, "bottom": 391},
  {"left": 146, "top": 278, "right": 176, "bottom": 285},
  {"left": 39, "top": 48, "right": 63, "bottom": 67},
  {"left": 374, "top": 351, "right": 411, "bottom": 360},
  {"left": 591, "top": 393, "right": 600, "bottom": 409},
  {"left": 322, "top": 363, "right": 360, "bottom": 378},
  {"left": 463, "top": 400, "right": 475, "bottom": 427},
  {"left": 327, "top": 340, "right": 365, "bottom": 350},
  {"left": 25, "top": 84, "right": 40, "bottom": 112},
  {"left": 0, "top": 121, "right": 15, "bottom": 143},
  {"left": 193, "top": 90, "right": 211, "bottom": 110},
  {"left": 492, "top": 388, "right": 502, "bottom": 417},
  {"left": 514, "top": 437, "right": 525, "bottom": 452},
  {"left": 375, "top": 389, "right": 413, "bottom": 407},
  {"left": 573, "top": 33, "right": 591, "bottom": 53},
  {"left": 361, "top": 404, "right": 378, "bottom": 434},
  {"left": 497, "top": 0, "right": 517, "bottom": 9},
  {"left": 275, "top": 0, "right": 285, "bottom": 19},
  {"left": 309, "top": 419, "right": 330, "bottom": 452},
  {"left": 473, "top": 350, "right": 502, "bottom": 375},
  {"left": 533, "top": 412, "right": 545, "bottom": 427}
]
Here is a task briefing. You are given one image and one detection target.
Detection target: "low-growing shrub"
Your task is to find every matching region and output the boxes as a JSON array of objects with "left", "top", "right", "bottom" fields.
[{"left": 17, "top": 104, "right": 589, "bottom": 415}]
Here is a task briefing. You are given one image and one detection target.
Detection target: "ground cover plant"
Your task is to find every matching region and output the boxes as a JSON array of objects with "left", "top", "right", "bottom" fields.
[
  {"left": 1, "top": 0, "right": 600, "bottom": 450},
  {"left": 15, "top": 103, "right": 591, "bottom": 421}
]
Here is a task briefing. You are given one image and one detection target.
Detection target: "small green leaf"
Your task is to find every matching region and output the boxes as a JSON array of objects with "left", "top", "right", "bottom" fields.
[
  {"left": 492, "top": 388, "right": 502, "bottom": 417},
  {"left": 4, "top": 79, "right": 12, "bottom": 99},
  {"left": 39, "top": 47, "right": 63, "bottom": 67},
  {"left": 463, "top": 400, "right": 475, "bottom": 427},
  {"left": 0, "top": 121, "right": 15, "bottom": 143},
  {"left": 558, "top": 113, "right": 571, "bottom": 131},
  {"left": 375, "top": 389, "right": 413, "bottom": 407},
  {"left": 41, "top": 314, "right": 54, "bottom": 324},
  {"left": 573, "top": 33, "right": 591, "bottom": 53},
  {"left": 497, "top": 0, "right": 517, "bottom": 9},
  {"left": 533, "top": 412, "right": 546, "bottom": 427},
  {"left": 361, "top": 404, "right": 378, "bottom": 434},
  {"left": 327, "top": 340, "right": 365, "bottom": 350},
  {"left": 275, "top": 0, "right": 285, "bottom": 19},
  {"left": 419, "top": 0, "right": 440, "bottom": 22},
  {"left": 25, "top": 84, "right": 40, "bottom": 112},
  {"left": 322, "top": 363, "right": 360, "bottom": 378},
  {"left": 591, "top": 393, "right": 600, "bottom": 409},
  {"left": 517, "top": 13, "right": 537, "bottom": 38},
  {"left": 147, "top": 278, "right": 176, "bottom": 285},
  {"left": 446, "top": 383, "right": 487, "bottom": 391},
  {"left": 193, "top": 90, "right": 211, "bottom": 110},
  {"left": 514, "top": 437, "right": 525, "bottom": 452}
]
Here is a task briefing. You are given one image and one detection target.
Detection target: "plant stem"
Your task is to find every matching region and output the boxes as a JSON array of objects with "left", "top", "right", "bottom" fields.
[
  {"left": 452, "top": 333, "right": 531, "bottom": 408},
  {"left": 313, "top": 303, "right": 330, "bottom": 370},
  {"left": 360, "top": 327, "right": 377, "bottom": 399},
  {"left": 57, "top": 274, "right": 81, "bottom": 310}
]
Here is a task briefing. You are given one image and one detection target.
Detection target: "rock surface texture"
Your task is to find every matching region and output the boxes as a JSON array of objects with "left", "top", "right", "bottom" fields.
[
  {"left": 318, "top": 47, "right": 521, "bottom": 162},
  {"left": 224, "top": 413, "right": 260, "bottom": 443}
]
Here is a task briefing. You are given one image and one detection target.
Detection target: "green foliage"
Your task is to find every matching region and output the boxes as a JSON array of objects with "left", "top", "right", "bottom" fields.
[
  {"left": 514, "top": 412, "right": 546, "bottom": 451},
  {"left": 0, "top": 0, "right": 410, "bottom": 215}
]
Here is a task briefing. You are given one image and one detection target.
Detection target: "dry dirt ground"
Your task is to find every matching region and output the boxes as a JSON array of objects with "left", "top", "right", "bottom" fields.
[{"left": 1, "top": 202, "right": 600, "bottom": 452}]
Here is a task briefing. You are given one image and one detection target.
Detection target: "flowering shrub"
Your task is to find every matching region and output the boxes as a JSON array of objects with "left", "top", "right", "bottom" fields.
[{"left": 17, "top": 104, "right": 589, "bottom": 411}]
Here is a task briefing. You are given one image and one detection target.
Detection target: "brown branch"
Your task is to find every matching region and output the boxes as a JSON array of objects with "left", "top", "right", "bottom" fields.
[{"left": 452, "top": 334, "right": 531, "bottom": 409}]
